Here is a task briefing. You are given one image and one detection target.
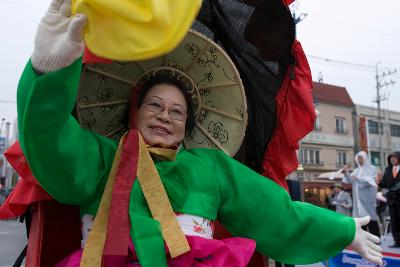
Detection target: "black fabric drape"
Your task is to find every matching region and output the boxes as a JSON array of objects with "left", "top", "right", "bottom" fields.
[{"left": 194, "top": 0, "right": 295, "bottom": 171}]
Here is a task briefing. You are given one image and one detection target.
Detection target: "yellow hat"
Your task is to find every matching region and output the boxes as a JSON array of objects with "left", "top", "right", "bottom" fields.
[{"left": 72, "top": 0, "right": 202, "bottom": 61}]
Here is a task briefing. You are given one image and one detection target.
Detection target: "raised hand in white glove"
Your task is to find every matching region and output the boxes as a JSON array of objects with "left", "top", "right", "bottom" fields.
[
  {"left": 31, "top": 0, "right": 87, "bottom": 73},
  {"left": 349, "top": 216, "right": 383, "bottom": 266}
]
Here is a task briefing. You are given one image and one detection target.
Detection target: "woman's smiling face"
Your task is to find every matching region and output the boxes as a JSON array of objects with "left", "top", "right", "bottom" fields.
[{"left": 137, "top": 83, "right": 187, "bottom": 147}]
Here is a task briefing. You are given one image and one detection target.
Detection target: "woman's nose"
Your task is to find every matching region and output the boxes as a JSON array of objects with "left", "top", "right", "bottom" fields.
[{"left": 156, "top": 109, "right": 171, "bottom": 122}]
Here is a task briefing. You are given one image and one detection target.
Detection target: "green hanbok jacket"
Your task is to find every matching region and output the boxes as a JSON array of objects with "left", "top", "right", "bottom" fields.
[{"left": 17, "top": 58, "right": 355, "bottom": 266}]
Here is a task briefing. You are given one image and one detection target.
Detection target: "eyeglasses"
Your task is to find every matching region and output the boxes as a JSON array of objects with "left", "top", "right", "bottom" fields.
[{"left": 142, "top": 99, "right": 187, "bottom": 122}]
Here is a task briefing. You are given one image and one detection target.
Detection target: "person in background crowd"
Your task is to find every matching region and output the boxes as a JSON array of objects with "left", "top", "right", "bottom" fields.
[
  {"left": 342, "top": 151, "right": 380, "bottom": 238},
  {"left": 326, "top": 185, "right": 336, "bottom": 211},
  {"left": 377, "top": 151, "right": 400, "bottom": 247},
  {"left": 331, "top": 183, "right": 352, "bottom": 216},
  {"left": 376, "top": 191, "right": 388, "bottom": 233}
]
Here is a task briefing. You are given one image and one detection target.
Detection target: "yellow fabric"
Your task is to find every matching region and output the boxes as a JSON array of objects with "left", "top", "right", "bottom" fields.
[
  {"left": 148, "top": 146, "right": 177, "bottom": 162},
  {"left": 71, "top": 0, "right": 202, "bottom": 61},
  {"left": 137, "top": 134, "right": 190, "bottom": 258},
  {"left": 80, "top": 134, "right": 126, "bottom": 267}
]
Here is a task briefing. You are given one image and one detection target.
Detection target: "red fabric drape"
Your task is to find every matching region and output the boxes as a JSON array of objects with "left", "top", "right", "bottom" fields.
[
  {"left": 284, "top": 0, "right": 295, "bottom": 6},
  {"left": 261, "top": 41, "right": 315, "bottom": 191},
  {"left": 83, "top": 47, "right": 112, "bottom": 64},
  {"left": 26, "top": 200, "right": 81, "bottom": 267},
  {"left": 0, "top": 142, "right": 52, "bottom": 219}
]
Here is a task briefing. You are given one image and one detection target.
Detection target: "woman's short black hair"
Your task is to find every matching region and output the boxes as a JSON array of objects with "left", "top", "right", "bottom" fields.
[{"left": 137, "top": 70, "right": 196, "bottom": 135}]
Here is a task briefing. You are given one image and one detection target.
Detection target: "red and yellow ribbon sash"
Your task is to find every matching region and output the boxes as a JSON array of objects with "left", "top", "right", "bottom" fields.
[{"left": 80, "top": 131, "right": 190, "bottom": 266}]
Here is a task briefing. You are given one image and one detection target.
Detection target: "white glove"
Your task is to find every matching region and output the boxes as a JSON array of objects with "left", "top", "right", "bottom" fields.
[
  {"left": 349, "top": 216, "right": 383, "bottom": 266},
  {"left": 31, "top": 0, "right": 87, "bottom": 73}
]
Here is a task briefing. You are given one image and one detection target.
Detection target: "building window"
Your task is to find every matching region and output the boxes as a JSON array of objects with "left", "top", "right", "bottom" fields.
[
  {"left": 314, "top": 110, "right": 321, "bottom": 131},
  {"left": 316, "top": 150, "right": 321, "bottom": 164},
  {"left": 370, "top": 151, "right": 380, "bottom": 166},
  {"left": 337, "top": 151, "right": 347, "bottom": 167},
  {"left": 335, "top": 117, "right": 348, "bottom": 134},
  {"left": 368, "top": 120, "right": 381, "bottom": 135},
  {"left": 299, "top": 149, "right": 322, "bottom": 165},
  {"left": 390, "top": 124, "right": 400, "bottom": 137},
  {"left": 298, "top": 149, "right": 302, "bottom": 163}
]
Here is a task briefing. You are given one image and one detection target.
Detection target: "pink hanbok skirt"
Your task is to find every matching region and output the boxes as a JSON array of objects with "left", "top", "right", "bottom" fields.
[{"left": 55, "top": 235, "right": 256, "bottom": 267}]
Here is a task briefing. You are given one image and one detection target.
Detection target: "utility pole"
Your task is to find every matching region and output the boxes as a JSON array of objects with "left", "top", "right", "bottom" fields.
[
  {"left": 1, "top": 122, "right": 10, "bottom": 188},
  {"left": 4, "top": 122, "right": 11, "bottom": 188},
  {"left": 375, "top": 61, "right": 396, "bottom": 171},
  {"left": 0, "top": 118, "right": 5, "bottom": 136}
]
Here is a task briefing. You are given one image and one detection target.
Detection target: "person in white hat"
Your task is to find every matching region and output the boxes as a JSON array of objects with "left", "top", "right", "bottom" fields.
[
  {"left": 342, "top": 151, "right": 380, "bottom": 238},
  {"left": 331, "top": 183, "right": 352, "bottom": 216}
]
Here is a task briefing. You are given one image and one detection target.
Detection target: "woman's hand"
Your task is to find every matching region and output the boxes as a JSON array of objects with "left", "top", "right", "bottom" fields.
[
  {"left": 376, "top": 173, "right": 382, "bottom": 184},
  {"left": 349, "top": 216, "right": 383, "bottom": 265},
  {"left": 341, "top": 166, "right": 350, "bottom": 175},
  {"left": 31, "top": 0, "right": 87, "bottom": 73}
]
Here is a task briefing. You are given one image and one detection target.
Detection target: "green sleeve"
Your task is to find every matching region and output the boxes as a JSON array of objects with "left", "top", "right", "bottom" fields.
[
  {"left": 17, "top": 59, "right": 117, "bottom": 205},
  {"left": 210, "top": 150, "right": 355, "bottom": 264}
]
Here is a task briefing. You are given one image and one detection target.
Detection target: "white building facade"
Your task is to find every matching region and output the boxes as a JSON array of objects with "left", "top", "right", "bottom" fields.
[{"left": 354, "top": 104, "right": 400, "bottom": 171}]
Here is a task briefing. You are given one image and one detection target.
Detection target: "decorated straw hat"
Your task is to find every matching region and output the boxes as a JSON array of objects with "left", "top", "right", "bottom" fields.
[{"left": 75, "top": 30, "right": 247, "bottom": 156}]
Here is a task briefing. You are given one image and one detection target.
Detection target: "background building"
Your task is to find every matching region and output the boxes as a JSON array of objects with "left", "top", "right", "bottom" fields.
[
  {"left": 354, "top": 104, "right": 400, "bottom": 172},
  {"left": 287, "top": 82, "right": 355, "bottom": 207},
  {"left": 288, "top": 82, "right": 355, "bottom": 181}
]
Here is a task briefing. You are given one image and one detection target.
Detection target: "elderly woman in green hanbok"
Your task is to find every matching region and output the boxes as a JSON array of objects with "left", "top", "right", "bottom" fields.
[{"left": 13, "top": 0, "right": 383, "bottom": 266}]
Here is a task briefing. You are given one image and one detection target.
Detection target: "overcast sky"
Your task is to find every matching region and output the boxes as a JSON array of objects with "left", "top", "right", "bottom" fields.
[
  {"left": 0, "top": 0, "right": 399, "bottom": 129},
  {"left": 295, "top": 0, "right": 400, "bottom": 112}
]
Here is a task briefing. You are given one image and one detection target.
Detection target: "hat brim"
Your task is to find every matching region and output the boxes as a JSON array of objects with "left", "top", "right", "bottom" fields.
[{"left": 75, "top": 30, "right": 248, "bottom": 156}]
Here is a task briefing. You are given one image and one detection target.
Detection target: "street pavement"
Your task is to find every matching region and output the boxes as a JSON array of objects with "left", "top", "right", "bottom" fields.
[{"left": 0, "top": 219, "right": 26, "bottom": 267}]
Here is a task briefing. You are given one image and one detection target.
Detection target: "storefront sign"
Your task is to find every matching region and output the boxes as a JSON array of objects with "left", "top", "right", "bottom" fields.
[
  {"left": 328, "top": 250, "right": 400, "bottom": 267},
  {"left": 303, "top": 132, "right": 354, "bottom": 147},
  {"left": 359, "top": 117, "right": 368, "bottom": 153},
  {"left": 0, "top": 137, "right": 5, "bottom": 159}
]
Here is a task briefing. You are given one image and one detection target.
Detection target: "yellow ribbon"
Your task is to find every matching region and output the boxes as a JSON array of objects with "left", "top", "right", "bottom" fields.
[
  {"left": 137, "top": 134, "right": 190, "bottom": 258},
  {"left": 80, "top": 133, "right": 126, "bottom": 267},
  {"left": 147, "top": 146, "right": 177, "bottom": 162}
]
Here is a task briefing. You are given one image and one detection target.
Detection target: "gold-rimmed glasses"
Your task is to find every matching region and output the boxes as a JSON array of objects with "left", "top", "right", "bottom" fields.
[{"left": 143, "top": 99, "right": 187, "bottom": 122}]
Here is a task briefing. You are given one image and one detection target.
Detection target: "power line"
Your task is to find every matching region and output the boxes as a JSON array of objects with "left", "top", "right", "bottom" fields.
[
  {"left": 2, "top": 0, "right": 46, "bottom": 12},
  {"left": 298, "top": 9, "right": 400, "bottom": 40},
  {"left": 0, "top": 100, "right": 16, "bottom": 104},
  {"left": 307, "top": 55, "right": 375, "bottom": 70},
  {"left": 320, "top": 18, "right": 400, "bottom": 39}
]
